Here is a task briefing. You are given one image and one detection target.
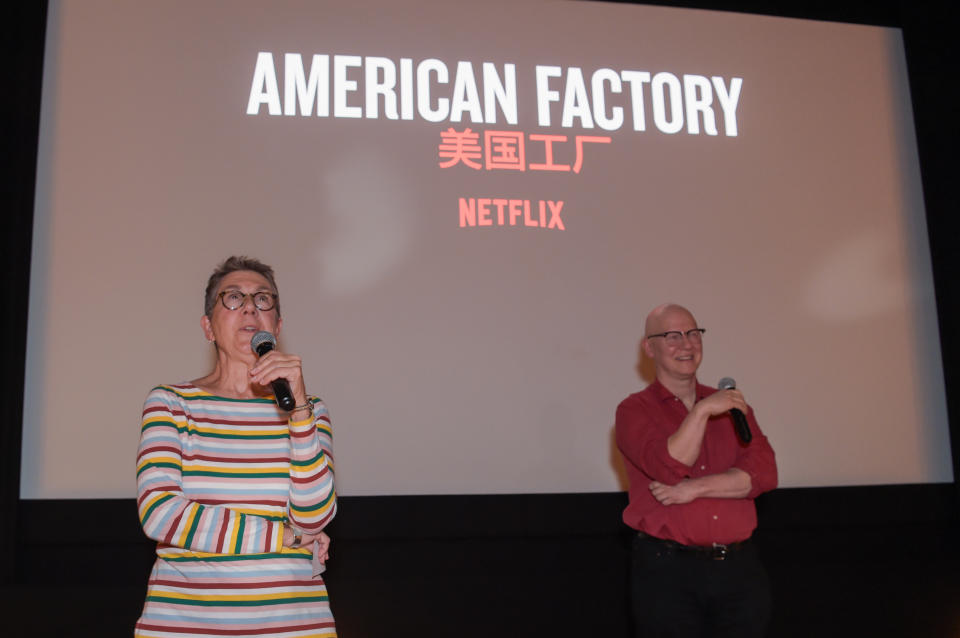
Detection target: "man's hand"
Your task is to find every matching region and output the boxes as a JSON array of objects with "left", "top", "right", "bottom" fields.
[
  {"left": 694, "top": 389, "right": 748, "bottom": 419},
  {"left": 668, "top": 390, "right": 749, "bottom": 466},
  {"left": 650, "top": 468, "right": 753, "bottom": 505},
  {"left": 649, "top": 479, "right": 700, "bottom": 505}
]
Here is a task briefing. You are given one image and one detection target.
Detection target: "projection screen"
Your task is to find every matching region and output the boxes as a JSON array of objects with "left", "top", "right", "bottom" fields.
[{"left": 23, "top": 0, "right": 951, "bottom": 498}]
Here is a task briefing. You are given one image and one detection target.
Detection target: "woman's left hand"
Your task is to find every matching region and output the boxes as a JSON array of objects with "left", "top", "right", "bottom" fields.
[
  {"left": 282, "top": 528, "right": 331, "bottom": 562},
  {"left": 302, "top": 530, "right": 331, "bottom": 563},
  {"left": 249, "top": 349, "right": 308, "bottom": 406}
]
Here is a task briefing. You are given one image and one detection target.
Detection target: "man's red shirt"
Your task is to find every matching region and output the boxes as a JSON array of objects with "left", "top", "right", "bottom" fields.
[{"left": 615, "top": 379, "right": 778, "bottom": 546}]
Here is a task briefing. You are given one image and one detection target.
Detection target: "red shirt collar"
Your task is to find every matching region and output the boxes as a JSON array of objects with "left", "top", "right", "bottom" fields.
[{"left": 648, "top": 377, "right": 711, "bottom": 403}]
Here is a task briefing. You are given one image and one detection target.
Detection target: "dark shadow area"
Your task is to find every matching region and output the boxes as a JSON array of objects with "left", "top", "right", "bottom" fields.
[{"left": 2, "top": 488, "right": 958, "bottom": 637}]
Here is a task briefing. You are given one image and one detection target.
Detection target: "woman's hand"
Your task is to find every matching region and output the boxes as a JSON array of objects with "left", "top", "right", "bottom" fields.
[
  {"left": 249, "top": 349, "right": 309, "bottom": 407},
  {"left": 304, "top": 531, "right": 331, "bottom": 564},
  {"left": 282, "top": 527, "right": 331, "bottom": 563}
]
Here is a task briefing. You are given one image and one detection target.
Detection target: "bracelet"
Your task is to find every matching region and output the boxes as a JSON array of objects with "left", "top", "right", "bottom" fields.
[{"left": 290, "top": 400, "right": 314, "bottom": 416}]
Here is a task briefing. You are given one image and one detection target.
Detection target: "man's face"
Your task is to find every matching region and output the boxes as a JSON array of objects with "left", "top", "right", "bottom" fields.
[{"left": 643, "top": 307, "right": 703, "bottom": 383}]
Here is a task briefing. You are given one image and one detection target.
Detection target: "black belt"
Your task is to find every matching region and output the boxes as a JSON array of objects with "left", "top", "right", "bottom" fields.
[{"left": 636, "top": 531, "right": 750, "bottom": 561}]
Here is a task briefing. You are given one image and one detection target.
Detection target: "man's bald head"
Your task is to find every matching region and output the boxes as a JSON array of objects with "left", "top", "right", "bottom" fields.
[
  {"left": 644, "top": 303, "right": 697, "bottom": 338},
  {"left": 642, "top": 303, "right": 703, "bottom": 385}
]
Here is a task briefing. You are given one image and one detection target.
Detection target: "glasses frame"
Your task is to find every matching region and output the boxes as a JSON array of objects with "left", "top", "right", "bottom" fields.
[
  {"left": 646, "top": 328, "right": 706, "bottom": 345},
  {"left": 217, "top": 290, "right": 278, "bottom": 312}
]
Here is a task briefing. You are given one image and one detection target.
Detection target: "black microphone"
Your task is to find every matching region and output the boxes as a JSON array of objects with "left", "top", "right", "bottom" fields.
[
  {"left": 718, "top": 377, "right": 752, "bottom": 444},
  {"left": 251, "top": 331, "right": 296, "bottom": 411}
]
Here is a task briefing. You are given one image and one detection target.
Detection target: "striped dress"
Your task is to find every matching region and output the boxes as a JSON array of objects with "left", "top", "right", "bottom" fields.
[{"left": 134, "top": 383, "right": 337, "bottom": 638}]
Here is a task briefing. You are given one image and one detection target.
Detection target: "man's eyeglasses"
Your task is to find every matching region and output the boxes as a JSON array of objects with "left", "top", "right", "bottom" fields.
[
  {"left": 217, "top": 290, "right": 278, "bottom": 312},
  {"left": 646, "top": 328, "right": 706, "bottom": 347}
]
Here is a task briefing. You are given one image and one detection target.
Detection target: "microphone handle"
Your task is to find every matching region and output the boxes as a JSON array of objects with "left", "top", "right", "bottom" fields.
[
  {"left": 730, "top": 408, "right": 752, "bottom": 444},
  {"left": 270, "top": 378, "right": 296, "bottom": 411},
  {"left": 253, "top": 341, "right": 296, "bottom": 411}
]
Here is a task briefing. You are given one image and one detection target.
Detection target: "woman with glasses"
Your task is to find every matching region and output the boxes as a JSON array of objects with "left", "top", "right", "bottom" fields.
[{"left": 134, "top": 256, "right": 338, "bottom": 637}]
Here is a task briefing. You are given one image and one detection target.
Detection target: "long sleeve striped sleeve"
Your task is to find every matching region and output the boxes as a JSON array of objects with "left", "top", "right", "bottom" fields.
[
  {"left": 286, "top": 399, "right": 337, "bottom": 533},
  {"left": 137, "top": 385, "right": 287, "bottom": 554}
]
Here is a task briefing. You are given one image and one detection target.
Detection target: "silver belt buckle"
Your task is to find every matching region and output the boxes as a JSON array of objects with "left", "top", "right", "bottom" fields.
[{"left": 711, "top": 542, "right": 728, "bottom": 561}]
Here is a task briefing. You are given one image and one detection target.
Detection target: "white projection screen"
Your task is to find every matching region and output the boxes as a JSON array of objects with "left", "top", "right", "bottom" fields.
[{"left": 23, "top": 0, "right": 951, "bottom": 499}]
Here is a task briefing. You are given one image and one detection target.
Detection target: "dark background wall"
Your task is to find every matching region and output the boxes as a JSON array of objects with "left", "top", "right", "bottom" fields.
[{"left": 3, "top": 2, "right": 959, "bottom": 636}]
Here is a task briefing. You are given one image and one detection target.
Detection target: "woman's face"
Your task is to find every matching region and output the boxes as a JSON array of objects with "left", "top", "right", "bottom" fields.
[{"left": 201, "top": 270, "right": 281, "bottom": 361}]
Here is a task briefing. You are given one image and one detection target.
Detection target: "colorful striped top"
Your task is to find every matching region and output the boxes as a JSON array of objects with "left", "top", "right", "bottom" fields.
[{"left": 134, "top": 383, "right": 337, "bottom": 637}]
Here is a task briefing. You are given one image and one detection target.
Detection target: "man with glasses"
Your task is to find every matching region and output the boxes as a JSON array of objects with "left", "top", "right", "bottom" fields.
[{"left": 615, "top": 303, "right": 777, "bottom": 638}]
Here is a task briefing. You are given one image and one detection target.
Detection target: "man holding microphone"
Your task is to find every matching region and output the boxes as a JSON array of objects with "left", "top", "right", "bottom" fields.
[{"left": 616, "top": 303, "right": 778, "bottom": 637}]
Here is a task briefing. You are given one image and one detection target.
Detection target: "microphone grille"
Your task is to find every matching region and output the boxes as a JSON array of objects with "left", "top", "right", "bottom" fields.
[
  {"left": 718, "top": 377, "right": 736, "bottom": 390},
  {"left": 250, "top": 330, "right": 277, "bottom": 351}
]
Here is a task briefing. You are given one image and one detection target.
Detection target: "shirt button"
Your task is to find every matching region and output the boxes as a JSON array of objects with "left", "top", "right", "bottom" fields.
[
  {"left": 712, "top": 515, "right": 718, "bottom": 520},
  {"left": 700, "top": 465, "right": 706, "bottom": 470}
]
